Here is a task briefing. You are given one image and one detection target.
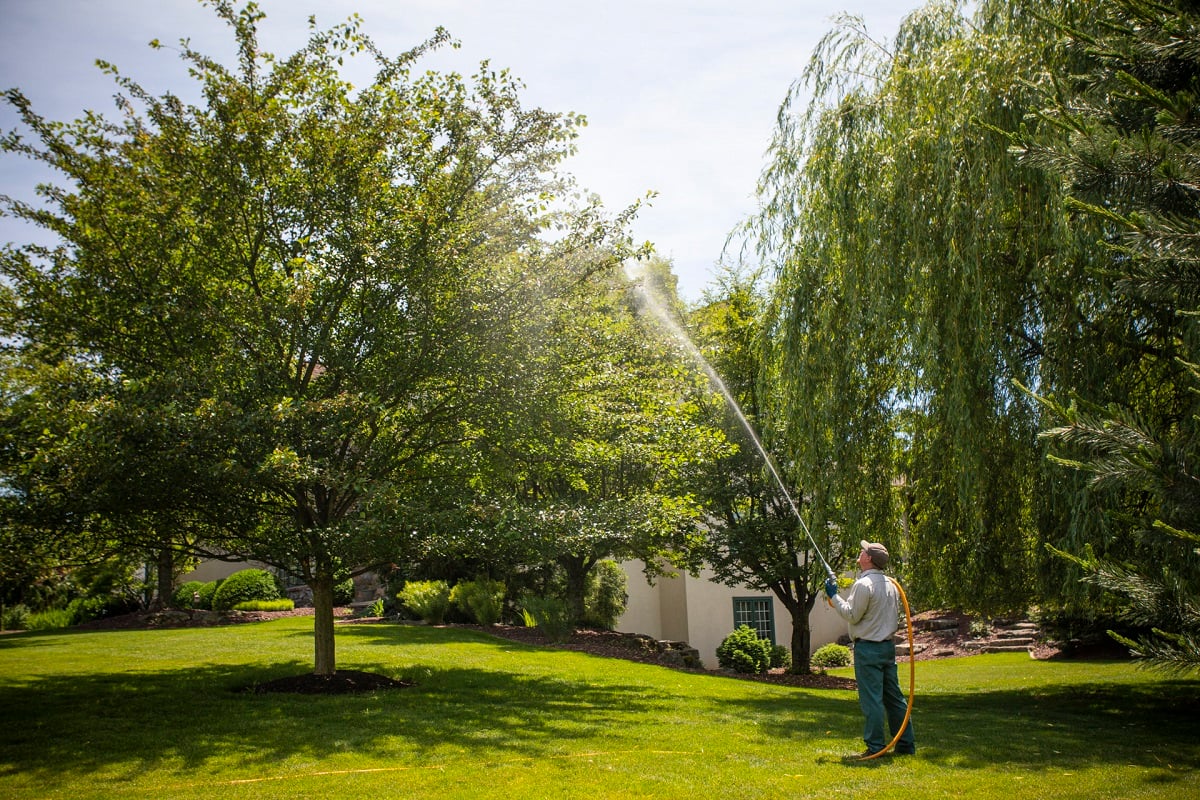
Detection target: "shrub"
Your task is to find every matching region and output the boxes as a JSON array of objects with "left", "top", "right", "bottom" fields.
[
  {"left": 450, "top": 578, "right": 506, "bottom": 626},
  {"left": 196, "top": 580, "right": 222, "bottom": 610},
  {"left": 811, "top": 643, "right": 852, "bottom": 669},
  {"left": 1, "top": 604, "right": 30, "bottom": 631},
  {"left": 211, "top": 570, "right": 282, "bottom": 612},
  {"left": 584, "top": 560, "right": 628, "bottom": 630},
  {"left": 172, "top": 581, "right": 207, "bottom": 609},
  {"left": 398, "top": 580, "right": 452, "bottom": 624},
  {"left": 25, "top": 608, "right": 74, "bottom": 631},
  {"left": 65, "top": 593, "right": 139, "bottom": 624},
  {"left": 520, "top": 595, "right": 574, "bottom": 643},
  {"left": 716, "top": 625, "right": 772, "bottom": 674},
  {"left": 232, "top": 599, "right": 295, "bottom": 612},
  {"left": 770, "top": 644, "right": 792, "bottom": 671},
  {"left": 334, "top": 578, "right": 355, "bottom": 606}
]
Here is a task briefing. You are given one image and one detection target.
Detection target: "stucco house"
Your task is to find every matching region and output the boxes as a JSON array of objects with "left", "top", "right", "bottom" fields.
[{"left": 616, "top": 561, "right": 845, "bottom": 668}]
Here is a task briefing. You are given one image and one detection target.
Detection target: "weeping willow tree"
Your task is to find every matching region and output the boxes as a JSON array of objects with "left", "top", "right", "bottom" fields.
[{"left": 746, "top": 1, "right": 1105, "bottom": 615}]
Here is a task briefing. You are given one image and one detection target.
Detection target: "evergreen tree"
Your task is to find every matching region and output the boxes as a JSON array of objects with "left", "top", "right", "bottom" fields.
[{"left": 1015, "top": 0, "right": 1200, "bottom": 671}]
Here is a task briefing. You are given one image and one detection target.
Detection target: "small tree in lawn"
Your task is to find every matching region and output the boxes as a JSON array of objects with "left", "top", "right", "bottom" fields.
[{"left": 687, "top": 266, "right": 847, "bottom": 675}]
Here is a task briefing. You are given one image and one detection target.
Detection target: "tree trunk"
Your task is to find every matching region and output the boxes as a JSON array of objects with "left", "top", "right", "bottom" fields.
[
  {"left": 561, "top": 558, "right": 588, "bottom": 625},
  {"left": 781, "top": 581, "right": 818, "bottom": 674},
  {"left": 311, "top": 576, "right": 336, "bottom": 676},
  {"left": 790, "top": 610, "right": 812, "bottom": 674},
  {"left": 153, "top": 548, "right": 174, "bottom": 610}
]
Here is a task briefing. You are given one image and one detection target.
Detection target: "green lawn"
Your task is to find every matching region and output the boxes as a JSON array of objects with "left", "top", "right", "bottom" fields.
[{"left": 0, "top": 618, "right": 1196, "bottom": 799}]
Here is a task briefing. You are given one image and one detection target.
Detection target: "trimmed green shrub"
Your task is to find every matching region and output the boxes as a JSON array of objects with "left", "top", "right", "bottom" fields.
[
  {"left": 211, "top": 570, "right": 282, "bottom": 612},
  {"left": 232, "top": 599, "right": 294, "bottom": 612},
  {"left": 584, "top": 560, "right": 628, "bottom": 630},
  {"left": 520, "top": 595, "right": 573, "bottom": 643},
  {"left": 770, "top": 644, "right": 792, "bottom": 671},
  {"left": 196, "top": 579, "right": 222, "bottom": 610},
  {"left": 172, "top": 581, "right": 207, "bottom": 609},
  {"left": 716, "top": 625, "right": 772, "bottom": 674},
  {"left": 66, "top": 593, "right": 139, "bottom": 624},
  {"left": 811, "top": 643, "right": 852, "bottom": 669},
  {"left": 450, "top": 578, "right": 506, "bottom": 625},
  {"left": 398, "top": 580, "right": 451, "bottom": 624}
]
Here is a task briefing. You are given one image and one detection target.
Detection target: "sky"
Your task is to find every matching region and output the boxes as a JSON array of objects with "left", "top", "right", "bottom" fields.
[{"left": 0, "top": 0, "right": 923, "bottom": 303}]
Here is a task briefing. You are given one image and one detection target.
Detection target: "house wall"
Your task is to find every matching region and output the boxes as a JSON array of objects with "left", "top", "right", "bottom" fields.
[
  {"left": 616, "top": 561, "right": 846, "bottom": 668},
  {"left": 177, "top": 557, "right": 274, "bottom": 584}
]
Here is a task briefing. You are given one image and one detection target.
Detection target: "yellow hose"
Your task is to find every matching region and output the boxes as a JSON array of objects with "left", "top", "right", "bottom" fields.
[{"left": 857, "top": 576, "right": 914, "bottom": 761}]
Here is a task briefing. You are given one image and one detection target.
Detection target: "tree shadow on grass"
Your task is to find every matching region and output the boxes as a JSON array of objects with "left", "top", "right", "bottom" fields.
[
  {"left": 0, "top": 643, "right": 664, "bottom": 792},
  {"left": 722, "top": 675, "right": 1200, "bottom": 780}
]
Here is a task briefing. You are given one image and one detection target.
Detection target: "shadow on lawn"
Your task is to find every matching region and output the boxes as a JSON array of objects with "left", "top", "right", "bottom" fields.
[
  {"left": 725, "top": 673, "right": 1200, "bottom": 776},
  {"left": 0, "top": 632, "right": 665, "bottom": 789}
]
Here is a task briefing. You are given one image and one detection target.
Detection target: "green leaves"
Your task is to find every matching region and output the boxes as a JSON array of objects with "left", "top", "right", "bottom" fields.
[{"left": 0, "top": 2, "right": 641, "bottom": 671}]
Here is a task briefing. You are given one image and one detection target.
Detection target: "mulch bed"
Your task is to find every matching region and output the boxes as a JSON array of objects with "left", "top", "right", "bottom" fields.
[{"left": 474, "top": 624, "right": 858, "bottom": 690}]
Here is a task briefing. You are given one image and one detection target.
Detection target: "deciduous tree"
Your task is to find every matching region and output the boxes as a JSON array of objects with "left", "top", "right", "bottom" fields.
[{"left": 0, "top": 1, "right": 635, "bottom": 674}]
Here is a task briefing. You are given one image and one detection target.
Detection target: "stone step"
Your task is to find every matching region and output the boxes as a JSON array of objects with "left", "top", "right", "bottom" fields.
[
  {"left": 993, "top": 636, "right": 1036, "bottom": 646},
  {"left": 964, "top": 640, "right": 1034, "bottom": 652},
  {"left": 917, "top": 618, "right": 960, "bottom": 632}
]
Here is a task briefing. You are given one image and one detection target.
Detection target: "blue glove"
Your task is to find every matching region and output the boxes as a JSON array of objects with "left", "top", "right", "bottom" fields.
[{"left": 824, "top": 578, "right": 838, "bottom": 599}]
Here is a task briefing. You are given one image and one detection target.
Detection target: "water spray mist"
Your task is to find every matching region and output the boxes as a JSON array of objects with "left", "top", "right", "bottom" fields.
[{"left": 624, "top": 262, "right": 838, "bottom": 583}]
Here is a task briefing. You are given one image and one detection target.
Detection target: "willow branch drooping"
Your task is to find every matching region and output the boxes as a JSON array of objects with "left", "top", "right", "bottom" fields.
[{"left": 747, "top": 0, "right": 1105, "bottom": 614}]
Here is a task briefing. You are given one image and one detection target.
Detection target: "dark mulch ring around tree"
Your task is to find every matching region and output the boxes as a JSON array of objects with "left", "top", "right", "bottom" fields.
[{"left": 241, "top": 670, "right": 414, "bottom": 695}]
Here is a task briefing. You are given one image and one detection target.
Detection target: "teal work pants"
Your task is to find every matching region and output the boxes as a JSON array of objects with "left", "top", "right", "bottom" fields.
[{"left": 852, "top": 639, "right": 916, "bottom": 754}]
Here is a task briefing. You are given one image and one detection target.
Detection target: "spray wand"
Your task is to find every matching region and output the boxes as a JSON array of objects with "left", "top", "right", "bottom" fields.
[
  {"left": 757, "top": 450, "right": 838, "bottom": 585},
  {"left": 625, "top": 263, "right": 839, "bottom": 584}
]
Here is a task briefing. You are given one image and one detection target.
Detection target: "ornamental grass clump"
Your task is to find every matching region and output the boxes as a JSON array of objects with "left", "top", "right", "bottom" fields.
[
  {"left": 520, "top": 595, "right": 573, "bottom": 642},
  {"left": 232, "top": 599, "right": 295, "bottom": 612},
  {"left": 398, "top": 580, "right": 451, "bottom": 624},
  {"left": 450, "top": 578, "right": 506, "bottom": 625}
]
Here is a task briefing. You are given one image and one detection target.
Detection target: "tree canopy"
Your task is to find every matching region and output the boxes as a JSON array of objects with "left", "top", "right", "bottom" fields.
[
  {"left": 0, "top": 0, "right": 640, "bottom": 673},
  {"left": 742, "top": 0, "right": 1199, "bottom": 671}
]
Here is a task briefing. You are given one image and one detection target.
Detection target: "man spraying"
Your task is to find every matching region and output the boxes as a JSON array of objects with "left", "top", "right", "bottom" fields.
[{"left": 824, "top": 540, "right": 917, "bottom": 758}]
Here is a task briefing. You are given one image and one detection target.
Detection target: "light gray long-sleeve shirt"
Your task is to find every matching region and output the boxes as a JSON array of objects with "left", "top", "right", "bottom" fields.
[{"left": 830, "top": 568, "right": 901, "bottom": 642}]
